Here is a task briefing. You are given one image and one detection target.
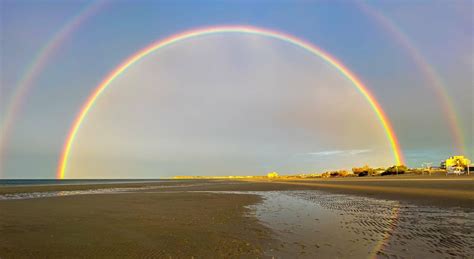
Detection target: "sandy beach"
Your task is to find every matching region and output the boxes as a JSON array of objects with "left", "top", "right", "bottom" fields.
[
  {"left": 1, "top": 176, "right": 473, "bottom": 258},
  {"left": 0, "top": 187, "right": 271, "bottom": 258}
]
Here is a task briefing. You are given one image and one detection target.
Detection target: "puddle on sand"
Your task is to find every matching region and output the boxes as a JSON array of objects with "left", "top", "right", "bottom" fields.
[{"left": 212, "top": 190, "right": 474, "bottom": 258}]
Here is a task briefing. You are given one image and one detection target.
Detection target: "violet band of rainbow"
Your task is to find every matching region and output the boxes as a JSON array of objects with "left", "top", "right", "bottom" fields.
[{"left": 57, "top": 25, "right": 405, "bottom": 179}]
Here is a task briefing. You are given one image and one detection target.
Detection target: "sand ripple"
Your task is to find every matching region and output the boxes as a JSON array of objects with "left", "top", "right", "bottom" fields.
[
  {"left": 288, "top": 191, "right": 474, "bottom": 258},
  {"left": 214, "top": 190, "right": 473, "bottom": 258}
]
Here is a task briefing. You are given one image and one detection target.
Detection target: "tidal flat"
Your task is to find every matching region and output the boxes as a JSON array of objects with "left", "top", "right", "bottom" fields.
[{"left": 1, "top": 178, "right": 473, "bottom": 258}]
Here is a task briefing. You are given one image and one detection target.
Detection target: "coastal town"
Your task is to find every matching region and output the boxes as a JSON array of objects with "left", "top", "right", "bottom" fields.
[{"left": 174, "top": 155, "right": 472, "bottom": 179}]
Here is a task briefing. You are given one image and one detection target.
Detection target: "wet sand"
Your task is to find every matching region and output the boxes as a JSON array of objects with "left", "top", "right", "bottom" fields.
[
  {"left": 1, "top": 177, "right": 473, "bottom": 258},
  {"left": 0, "top": 190, "right": 271, "bottom": 258},
  {"left": 2, "top": 175, "right": 473, "bottom": 209},
  {"left": 264, "top": 175, "right": 474, "bottom": 208},
  {"left": 247, "top": 190, "right": 473, "bottom": 258}
]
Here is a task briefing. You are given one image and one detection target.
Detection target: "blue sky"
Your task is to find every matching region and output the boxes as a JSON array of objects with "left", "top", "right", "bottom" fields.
[{"left": 1, "top": 0, "right": 472, "bottom": 178}]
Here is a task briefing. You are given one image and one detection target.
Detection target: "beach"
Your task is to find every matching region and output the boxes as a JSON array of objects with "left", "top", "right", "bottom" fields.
[
  {"left": 1, "top": 176, "right": 473, "bottom": 258},
  {"left": 0, "top": 186, "right": 270, "bottom": 258}
]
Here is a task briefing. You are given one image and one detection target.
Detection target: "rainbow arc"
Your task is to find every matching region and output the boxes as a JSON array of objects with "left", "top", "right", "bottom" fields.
[{"left": 57, "top": 25, "right": 405, "bottom": 179}]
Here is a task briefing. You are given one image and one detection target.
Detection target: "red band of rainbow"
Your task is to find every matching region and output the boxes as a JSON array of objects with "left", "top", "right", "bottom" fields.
[{"left": 57, "top": 25, "right": 404, "bottom": 179}]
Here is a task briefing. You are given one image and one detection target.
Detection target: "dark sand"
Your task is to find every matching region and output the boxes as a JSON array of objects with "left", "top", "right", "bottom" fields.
[
  {"left": 0, "top": 190, "right": 271, "bottom": 258},
  {"left": 1, "top": 176, "right": 473, "bottom": 258},
  {"left": 265, "top": 175, "right": 474, "bottom": 208}
]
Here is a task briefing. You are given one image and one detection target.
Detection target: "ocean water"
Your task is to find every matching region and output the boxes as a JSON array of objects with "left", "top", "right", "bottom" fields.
[
  {"left": 0, "top": 181, "right": 207, "bottom": 200},
  {"left": 0, "top": 179, "right": 170, "bottom": 186},
  {"left": 0, "top": 186, "right": 162, "bottom": 200}
]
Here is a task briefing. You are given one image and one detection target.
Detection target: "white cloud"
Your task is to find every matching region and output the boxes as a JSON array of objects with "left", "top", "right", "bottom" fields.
[
  {"left": 307, "top": 149, "right": 372, "bottom": 156},
  {"left": 307, "top": 150, "right": 344, "bottom": 156}
]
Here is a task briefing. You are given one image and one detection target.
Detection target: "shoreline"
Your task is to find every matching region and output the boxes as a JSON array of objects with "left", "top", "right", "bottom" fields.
[
  {"left": 1, "top": 178, "right": 473, "bottom": 257},
  {"left": 264, "top": 179, "right": 474, "bottom": 208},
  {"left": 0, "top": 180, "right": 200, "bottom": 195},
  {"left": 1, "top": 175, "right": 473, "bottom": 208}
]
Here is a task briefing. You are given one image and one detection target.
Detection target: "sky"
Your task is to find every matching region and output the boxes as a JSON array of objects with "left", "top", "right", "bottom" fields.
[{"left": 1, "top": 0, "right": 472, "bottom": 179}]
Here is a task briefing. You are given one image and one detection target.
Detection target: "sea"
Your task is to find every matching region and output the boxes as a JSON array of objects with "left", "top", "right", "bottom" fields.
[{"left": 0, "top": 179, "right": 171, "bottom": 187}]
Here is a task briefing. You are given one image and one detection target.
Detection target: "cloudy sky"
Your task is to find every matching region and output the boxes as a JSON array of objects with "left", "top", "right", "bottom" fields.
[{"left": 1, "top": 0, "right": 472, "bottom": 178}]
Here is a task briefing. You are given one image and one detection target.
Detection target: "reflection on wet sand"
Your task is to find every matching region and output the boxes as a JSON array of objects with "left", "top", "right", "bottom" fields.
[{"left": 210, "top": 190, "right": 473, "bottom": 258}]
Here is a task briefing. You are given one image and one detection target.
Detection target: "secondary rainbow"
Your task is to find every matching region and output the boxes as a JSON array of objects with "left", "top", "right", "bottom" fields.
[
  {"left": 57, "top": 25, "right": 405, "bottom": 179},
  {"left": 358, "top": 3, "right": 466, "bottom": 155},
  {"left": 0, "top": 1, "right": 107, "bottom": 177}
]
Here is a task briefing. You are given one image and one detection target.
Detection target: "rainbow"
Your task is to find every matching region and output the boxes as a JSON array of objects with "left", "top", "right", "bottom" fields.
[
  {"left": 57, "top": 25, "right": 405, "bottom": 179},
  {"left": 0, "top": 1, "right": 107, "bottom": 176},
  {"left": 369, "top": 203, "right": 401, "bottom": 258},
  {"left": 358, "top": 3, "right": 466, "bottom": 155}
]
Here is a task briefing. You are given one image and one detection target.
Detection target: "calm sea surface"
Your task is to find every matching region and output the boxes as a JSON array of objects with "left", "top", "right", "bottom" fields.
[{"left": 0, "top": 179, "right": 170, "bottom": 186}]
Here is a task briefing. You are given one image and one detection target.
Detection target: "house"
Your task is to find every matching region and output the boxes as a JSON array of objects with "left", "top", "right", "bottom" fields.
[
  {"left": 267, "top": 172, "right": 279, "bottom": 178},
  {"left": 443, "top": 156, "right": 471, "bottom": 169}
]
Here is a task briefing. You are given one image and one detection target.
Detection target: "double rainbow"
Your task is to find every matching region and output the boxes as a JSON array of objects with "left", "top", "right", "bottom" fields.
[
  {"left": 359, "top": 3, "right": 466, "bottom": 155},
  {"left": 57, "top": 25, "right": 404, "bottom": 179},
  {"left": 0, "top": 1, "right": 106, "bottom": 176}
]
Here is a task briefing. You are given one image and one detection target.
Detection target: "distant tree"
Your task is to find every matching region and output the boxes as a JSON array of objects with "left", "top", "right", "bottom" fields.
[
  {"left": 382, "top": 165, "right": 408, "bottom": 175},
  {"left": 352, "top": 165, "right": 374, "bottom": 177},
  {"left": 321, "top": 172, "right": 331, "bottom": 178},
  {"left": 338, "top": 170, "right": 351, "bottom": 177}
]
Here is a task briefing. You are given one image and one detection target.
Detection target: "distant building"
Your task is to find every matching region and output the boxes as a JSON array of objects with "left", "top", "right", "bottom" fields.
[
  {"left": 442, "top": 156, "right": 471, "bottom": 169},
  {"left": 440, "top": 161, "right": 446, "bottom": 169},
  {"left": 267, "top": 172, "right": 279, "bottom": 178}
]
